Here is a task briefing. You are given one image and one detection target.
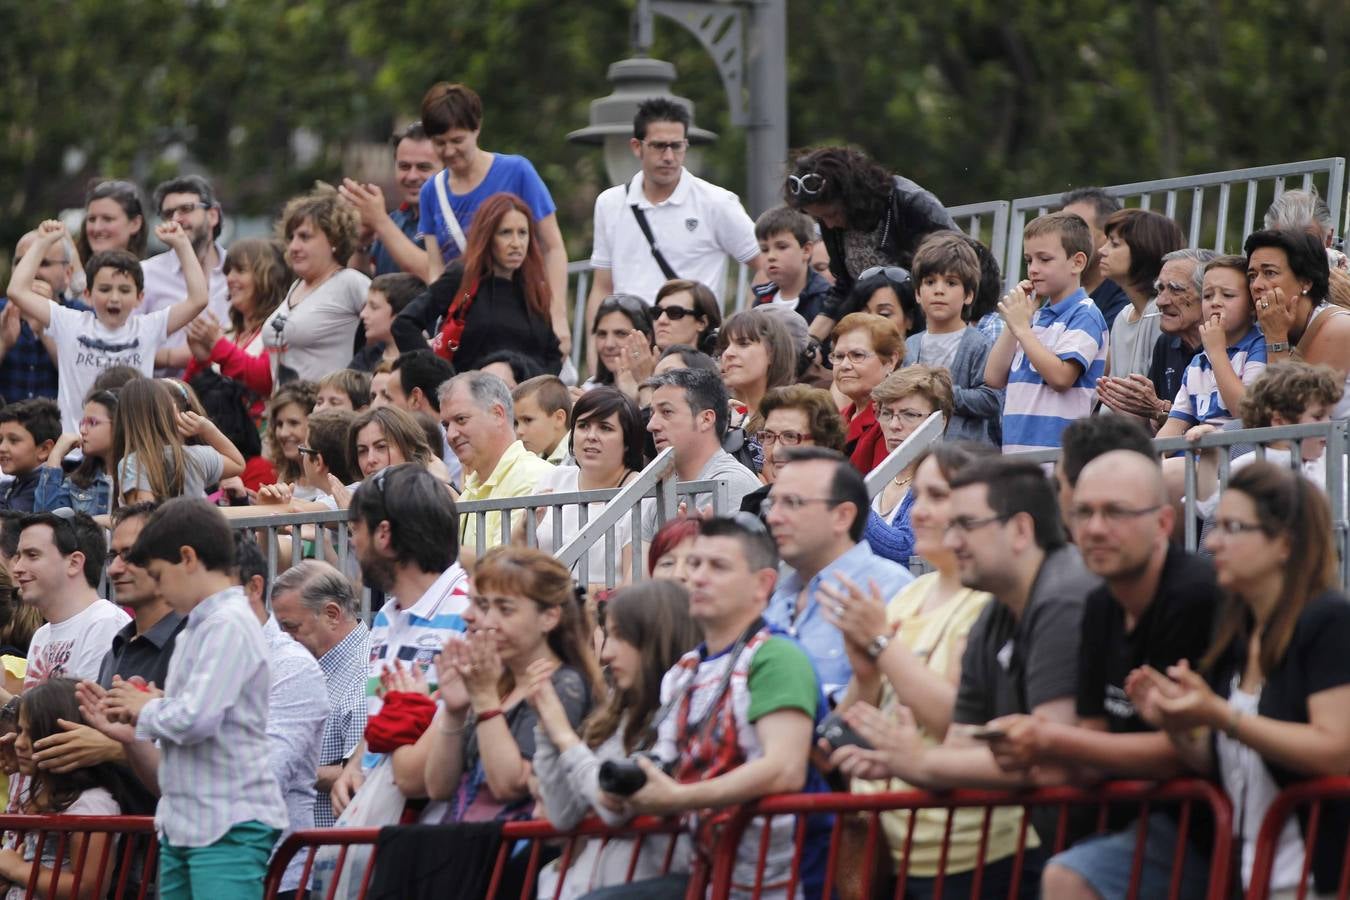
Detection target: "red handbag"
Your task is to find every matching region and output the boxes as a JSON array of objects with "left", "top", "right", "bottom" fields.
[{"left": 430, "top": 277, "right": 479, "bottom": 364}]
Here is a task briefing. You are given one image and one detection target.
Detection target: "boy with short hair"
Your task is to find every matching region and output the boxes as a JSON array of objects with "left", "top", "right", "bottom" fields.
[
  {"left": 349, "top": 272, "right": 424, "bottom": 371},
  {"left": 751, "top": 206, "right": 832, "bottom": 325},
  {"left": 0, "top": 398, "right": 62, "bottom": 512},
  {"left": 512, "top": 374, "right": 572, "bottom": 463},
  {"left": 89, "top": 498, "right": 288, "bottom": 900},
  {"left": 5, "top": 220, "right": 209, "bottom": 433},
  {"left": 903, "top": 233, "right": 1002, "bottom": 445},
  {"left": 985, "top": 212, "right": 1109, "bottom": 453},
  {"left": 314, "top": 369, "right": 372, "bottom": 412}
]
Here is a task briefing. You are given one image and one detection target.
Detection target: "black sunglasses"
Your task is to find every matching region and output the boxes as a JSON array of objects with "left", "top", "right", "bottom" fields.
[
  {"left": 858, "top": 265, "right": 912, "bottom": 285},
  {"left": 654, "top": 304, "right": 698, "bottom": 321}
]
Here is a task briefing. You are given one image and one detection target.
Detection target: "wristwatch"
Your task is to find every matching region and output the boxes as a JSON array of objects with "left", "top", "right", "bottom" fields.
[
  {"left": 1266, "top": 340, "right": 1290, "bottom": 353},
  {"left": 866, "top": 634, "right": 891, "bottom": 661}
]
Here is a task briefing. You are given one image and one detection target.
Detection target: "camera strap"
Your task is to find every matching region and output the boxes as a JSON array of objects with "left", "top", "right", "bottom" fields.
[{"left": 632, "top": 615, "right": 764, "bottom": 753}]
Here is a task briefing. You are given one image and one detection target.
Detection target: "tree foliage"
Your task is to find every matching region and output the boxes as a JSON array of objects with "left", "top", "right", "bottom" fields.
[{"left": 4, "top": 0, "right": 1349, "bottom": 263}]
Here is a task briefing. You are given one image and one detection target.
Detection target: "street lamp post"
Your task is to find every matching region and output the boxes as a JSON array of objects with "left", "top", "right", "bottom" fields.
[{"left": 570, "top": 0, "right": 788, "bottom": 217}]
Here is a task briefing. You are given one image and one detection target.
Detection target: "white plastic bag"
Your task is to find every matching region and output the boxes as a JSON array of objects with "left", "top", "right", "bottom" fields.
[{"left": 307, "top": 759, "right": 406, "bottom": 900}]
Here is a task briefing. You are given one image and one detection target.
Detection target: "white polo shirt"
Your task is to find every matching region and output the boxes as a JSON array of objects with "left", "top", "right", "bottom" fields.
[{"left": 590, "top": 169, "right": 760, "bottom": 304}]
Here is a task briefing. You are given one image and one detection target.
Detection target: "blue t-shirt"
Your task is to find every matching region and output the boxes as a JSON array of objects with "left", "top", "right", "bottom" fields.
[
  {"left": 369, "top": 204, "right": 420, "bottom": 276},
  {"left": 416, "top": 154, "right": 557, "bottom": 266}
]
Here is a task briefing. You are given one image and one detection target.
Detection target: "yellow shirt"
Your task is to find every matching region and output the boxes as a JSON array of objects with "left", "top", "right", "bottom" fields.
[
  {"left": 851, "top": 573, "right": 1039, "bottom": 876},
  {"left": 459, "top": 440, "right": 555, "bottom": 555}
]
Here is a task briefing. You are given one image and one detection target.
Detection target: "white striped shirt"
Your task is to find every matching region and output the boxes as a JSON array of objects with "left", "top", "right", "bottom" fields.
[
  {"left": 135, "top": 586, "right": 288, "bottom": 847},
  {"left": 1168, "top": 326, "right": 1267, "bottom": 428}
]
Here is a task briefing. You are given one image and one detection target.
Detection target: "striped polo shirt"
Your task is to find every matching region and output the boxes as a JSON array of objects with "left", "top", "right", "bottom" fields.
[
  {"left": 1167, "top": 325, "right": 1267, "bottom": 428},
  {"left": 1003, "top": 288, "right": 1108, "bottom": 453}
]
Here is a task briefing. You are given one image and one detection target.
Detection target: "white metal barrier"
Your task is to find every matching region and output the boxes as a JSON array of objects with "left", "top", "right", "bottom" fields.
[
  {"left": 947, "top": 200, "right": 1010, "bottom": 279},
  {"left": 1003, "top": 157, "right": 1347, "bottom": 289}
]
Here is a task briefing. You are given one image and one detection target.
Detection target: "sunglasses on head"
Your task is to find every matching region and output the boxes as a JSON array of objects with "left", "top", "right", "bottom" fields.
[
  {"left": 787, "top": 173, "right": 826, "bottom": 197},
  {"left": 858, "top": 265, "right": 912, "bottom": 285}
]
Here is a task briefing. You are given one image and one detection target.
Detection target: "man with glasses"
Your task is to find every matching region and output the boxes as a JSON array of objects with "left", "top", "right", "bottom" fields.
[
  {"left": 140, "top": 175, "right": 229, "bottom": 374},
  {"left": 990, "top": 451, "right": 1218, "bottom": 899},
  {"left": 0, "top": 230, "right": 82, "bottom": 404},
  {"left": 763, "top": 447, "right": 912, "bottom": 700},
  {"left": 1097, "top": 249, "right": 1218, "bottom": 429},
  {"left": 586, "top": 98, "right": 763, "bottom": 366}
]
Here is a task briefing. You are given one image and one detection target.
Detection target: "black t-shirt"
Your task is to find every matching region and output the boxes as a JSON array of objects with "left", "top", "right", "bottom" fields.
[
  {"left": 1147, "top": 334, "right": 1203, "bottom": 407},
  {"left": 1076, "top": 545, "right": 1220, "bottom": 731}
]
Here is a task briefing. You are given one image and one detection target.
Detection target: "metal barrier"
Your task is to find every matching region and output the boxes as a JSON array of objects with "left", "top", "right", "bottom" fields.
[
  {"left": 864, "top": 411, "right": 946, "bottom": 500},
  {"left": 1004, "top": 158, "right": 1347, "bottom": 289},
  {"left": 0, "top": 813, "right": 156, "bottom": 900},
  {"left": 947, "top": 200, "right": 1010, "bottom": 277},
  {"left": 1011, "top": 420, "right": 1350, "bottom": 585},
  {"left": 710, "top": 780, "right": 1233, "bottom": 900},
  {"left": 1247, "top": 776, "right": 1350, "bottom": 900},
  {"left": 264, "top": 815, "right": 693, "bottom": 900}
]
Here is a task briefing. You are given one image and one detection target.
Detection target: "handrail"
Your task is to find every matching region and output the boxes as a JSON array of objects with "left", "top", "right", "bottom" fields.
[
  {"left": 1004, "top": 157, "right": 1346, "bottom": 289},
  {"left": 1246, "top": 776, "right": 1350, "bottom": 900},
  {"left": 864, "top": 410, "right": 946, "bottom": 499},
  {"left": 947, "top": 199, "right": 1010, "bottom": 274}
]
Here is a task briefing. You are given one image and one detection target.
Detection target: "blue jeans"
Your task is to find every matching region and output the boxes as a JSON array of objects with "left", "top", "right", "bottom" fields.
[
  {"left": 1046, "top": 812, "right": 1209, "bottom": 900},
  {"left": 159, "top": 820, "right": 280, "bottom": 900}
]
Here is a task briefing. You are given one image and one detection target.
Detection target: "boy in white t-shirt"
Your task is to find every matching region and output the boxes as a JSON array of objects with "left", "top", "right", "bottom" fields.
[{"left": 5, "top": 220, "right": 209, "bottom": 432}]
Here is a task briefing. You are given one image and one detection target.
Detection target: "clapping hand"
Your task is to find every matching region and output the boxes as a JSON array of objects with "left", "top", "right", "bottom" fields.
[
  {"left": 377, "top": 659, "right": 428, "bottom": 698},
  {"left": 524, "top": 658, "right": 572, "bottom": 746},
  {"left": 825, "top": 702, "right": 920, "bottom": 782},
  {"left": 998, "top": 280, "right": 1039, "bottom": 336}
]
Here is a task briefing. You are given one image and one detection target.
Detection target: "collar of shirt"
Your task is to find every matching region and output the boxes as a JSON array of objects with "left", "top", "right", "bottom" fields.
[
  {"left": 186, "top": 585, "right": 248, "bottom": 627},
  {"left": 111, "top": 610, "right": 185, "bottom": 652},
  {"left": 1040, "top": 287, "right": 1091, "bottom": 321},
  {"left": 398, "top": 563, "right": 469, "bottom": 621},
  {"left": 319, "top": 620, "right": 370, "bottom": 676},
  {"left": 160, "top": 241, "right": 227, "bottom": 278},
  {"left": 463, "top": 439, "right": 534, "bottom": 495},
  {"left": 773, "top": 540, "right": 881, "bottom": 622},
  {"left": 625, "top": 168, "right": 692, "bottom": 209}
]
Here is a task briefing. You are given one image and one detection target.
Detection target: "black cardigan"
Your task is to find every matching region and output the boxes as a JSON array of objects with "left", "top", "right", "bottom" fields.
[
  {"left": 392, "top": 263, "right": 561, "bottom": 375},
  {"left": 1207, "top": 591, "right": 1350, "bottom": 892}
]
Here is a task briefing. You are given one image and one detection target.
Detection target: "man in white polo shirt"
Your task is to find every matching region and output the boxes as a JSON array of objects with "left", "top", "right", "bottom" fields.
[{"left": 586, "top": 99, "right": 763, "bottom": 359}]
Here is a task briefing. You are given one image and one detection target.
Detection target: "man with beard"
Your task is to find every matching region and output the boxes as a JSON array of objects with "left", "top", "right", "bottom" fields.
[
  {"left": 139, "top": 175, "right": 229, "bottom": 374},
  {"left": 984, "top": 450, "right": 1219, "bottom": 898},
  {"left": 329, "top": 463, "right": 468, "bottom": 818}
]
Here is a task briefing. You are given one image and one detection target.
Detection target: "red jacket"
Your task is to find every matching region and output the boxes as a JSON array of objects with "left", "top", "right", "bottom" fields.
[{"left": 844, "top": 401, "right": 887, "bottom": 475}]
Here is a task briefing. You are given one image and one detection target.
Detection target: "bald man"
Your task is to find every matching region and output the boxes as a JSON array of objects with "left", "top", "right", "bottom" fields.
[
  {"left": 986, "top": 451, "right": 1221, "bottom": 900},
  {"left": 0, "top": 231, "right": 80, "bottom": 404}
]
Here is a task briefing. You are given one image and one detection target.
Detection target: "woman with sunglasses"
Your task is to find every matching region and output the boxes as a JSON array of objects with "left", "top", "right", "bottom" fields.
[
  {"left": 783, "top": 147, "right": 956, "bottom": 345},
  {"left": 1126, "top": 463, "right": 1350, "bottom": 898},
  {"left": 651, "top": 279, "right": 721, "bottom": 355},
  {"left": 851, "top": 266, "right": 924, "bottom": 337}
]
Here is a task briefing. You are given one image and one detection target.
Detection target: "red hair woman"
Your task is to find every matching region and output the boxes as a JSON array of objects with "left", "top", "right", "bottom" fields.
[{"left": 392, "top": 191, "right": 561, "bottom": 375}]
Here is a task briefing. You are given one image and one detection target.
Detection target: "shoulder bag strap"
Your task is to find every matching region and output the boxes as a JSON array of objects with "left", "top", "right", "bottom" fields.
[
  {"left": 629, "top": 204, "right": 680, "bottom": 281},
  {"left": 433, "top": 170, "right": 468, "bottom": 254}
]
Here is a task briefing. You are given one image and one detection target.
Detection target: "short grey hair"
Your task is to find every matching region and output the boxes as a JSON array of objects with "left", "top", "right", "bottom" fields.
[
  {"left": 1264, "top": 189, "right": 1333, "bottom": 238},
  {"left": 1161, "top": 248, "right": 1219, "bottom": 295},
  {"left": 272, "top": 560, "right": 360, "bottom": 620},
  {"left": 440, "top": 371, "right": 514, "bottom": 420}
]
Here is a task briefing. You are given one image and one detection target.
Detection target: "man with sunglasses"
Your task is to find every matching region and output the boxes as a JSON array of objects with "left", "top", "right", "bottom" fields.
[
  {"left": 140, "top": 175, "right": 230, "bottom": 374},
  {"left": 586, "top": 99, "right": 763, "bottom": 367}
]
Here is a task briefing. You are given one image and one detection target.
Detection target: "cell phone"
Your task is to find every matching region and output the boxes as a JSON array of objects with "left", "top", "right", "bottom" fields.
[
  {"left": 816, "top": 712, "right": 873, "bottom": 752},
  {"left": 969, "top": 727, "right": 1006, "bottom": 741}
]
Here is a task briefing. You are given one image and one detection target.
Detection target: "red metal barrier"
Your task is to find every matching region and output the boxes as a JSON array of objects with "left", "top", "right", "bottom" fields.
[
  {"left": 264, "top": 815, "right": 693, "bottom": 900},
  {"left": 707, "top": 780, "right": 1234, "bottom": 900},
  {"left": 1246, "top": 776, "right": 1350, "bottom": 900},
  {"left": 0, "top": 814, "right": 156, "bottom": 900}
]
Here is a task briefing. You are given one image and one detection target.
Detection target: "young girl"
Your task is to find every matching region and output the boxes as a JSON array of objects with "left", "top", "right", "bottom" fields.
[
  {"left": 411, "top": 547, "right": 601, "bottom": 823},
  {"left": 0, "top": 679, "right": 137, "bottom": 900},
  {"left": 347, "top": 406, "right": 435, "bottom": 481},
  {"left": 35, "top": 390, "right": 117, "bottom": 517},
  {"left": 531, "top": 581, "right": 700, "bottom": 898},
  {"left": 113, "top": 379, "right": 244, "bottom": 505},
  {"left": 265, "top": 381, "right": 317, "bottom": 493},
  {"left": 717, "top": 308, "right": 798, "bottom": 439}
]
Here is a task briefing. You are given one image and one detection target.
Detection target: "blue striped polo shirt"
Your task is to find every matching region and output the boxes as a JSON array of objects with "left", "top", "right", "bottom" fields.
[{"left": 1167, "top": 325, "right": 1267, "bottom": 428}]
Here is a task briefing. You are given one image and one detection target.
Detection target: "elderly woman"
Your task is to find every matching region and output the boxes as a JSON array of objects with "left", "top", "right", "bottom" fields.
[
  {"left": 862, "top": 366, "right": 953, "bottom": 566},
  {"left": 739, "top": 384, "right": 847, "bottom": 514},
  {"left": 784, "top": 146, "right": 956, "bottom": 343},
  {"left": 830, "top": 312, "right": 904, "bottom": 474},
  {"left": 1246, "top": 228, "right": 1350, "bottom": 420},
  {"left": 262, "top": 183, "right": 371, "bottom": 383}
]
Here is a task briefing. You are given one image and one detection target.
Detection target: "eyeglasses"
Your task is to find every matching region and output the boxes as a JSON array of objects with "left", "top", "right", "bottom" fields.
[
  {"left": 787, "top": 173, "right": 826, "bottom": 197},
  {"left": 78, "top": 417, "right": 109, "bottom": 429},
  {"left": 1068, "top": 504, "right": 1161, "bottom": 526},
  {"left": 828, "top": 348, "right": 877, "bottom": 366},
  {"left": 858, "top": 265, "right": 912, "bottom": 285},
  {"left": 875, "top": 408, "right": 929, "bottom": 426},
  {"left": 642, "top": 139, "right": 689, "bottom": 155},
  {"left": 1211, "top": 518, "right": 1266, "bottom": 536},
  {"left": 755, "top": 429, "right": 807, "bottom": 446},
  {"left": 297, "top": 445, "right": 321, "bottom": 457},
  {"left": 760, "top": 494, "right": 842, "bottom": 514},
  {"left": 945, "top": 513, "right": 1010, "bottom": 535},
  {"left": 161, "top": 201, "right": 208, "bottom": 220},
  {"left": 654, "top": 305, "right": 696, "bottom": 322}
]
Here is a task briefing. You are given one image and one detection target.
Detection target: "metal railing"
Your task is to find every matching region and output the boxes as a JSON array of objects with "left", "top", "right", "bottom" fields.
[
  {"left": 1003, "top": 157, "right": 1347, "bottom": 289},
  {"left": 947, "top": 199, "right": 1010, "bottom": 278},
  {"left": 1011, "top": 420, "right": 1349, "bottom": 585}
]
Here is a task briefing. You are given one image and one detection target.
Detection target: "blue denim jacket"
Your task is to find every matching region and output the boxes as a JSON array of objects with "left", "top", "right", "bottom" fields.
[
  {"left": 34, "top": 468, "right": 112, "bottom": 517},
  {"left": 765, "top": 541, "right": 914, "bottom": 700}
]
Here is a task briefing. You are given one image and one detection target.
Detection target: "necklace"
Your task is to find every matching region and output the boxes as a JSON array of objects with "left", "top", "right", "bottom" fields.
[{"left": 892, "top": 473, "right": 913, "bottom": 488}]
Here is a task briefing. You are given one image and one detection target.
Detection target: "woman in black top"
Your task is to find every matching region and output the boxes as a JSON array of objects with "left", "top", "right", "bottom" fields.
[
  {"left": 392, "top": 191, "right": 562, "bottom": 375},
  {"left": 1128, "top": 462, "right": 1350, "bottom": 896}
]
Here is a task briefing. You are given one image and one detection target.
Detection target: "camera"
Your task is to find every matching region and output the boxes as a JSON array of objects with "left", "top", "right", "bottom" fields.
[
  {"left": 816, "top": 711, "right": 873, "bottom": 752},
  {"left": 597, "top": 751, "right": 673, "bottom": 797}
]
